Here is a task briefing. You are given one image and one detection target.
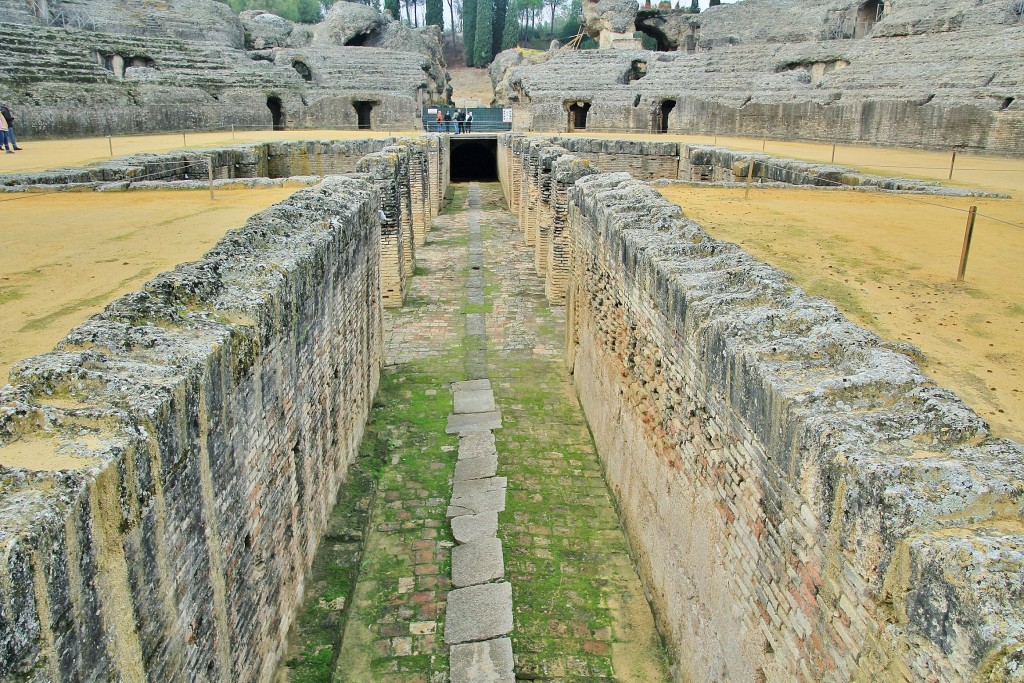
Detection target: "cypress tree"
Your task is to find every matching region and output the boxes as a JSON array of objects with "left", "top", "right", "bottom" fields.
[
  {"left": 463, "top": 0, "right": 478, "bottom": 65},
  {"left": 473, "top": 0, "right": 494, "bottom": 65},
  {"left": 426, "top": 0, "right": 443, "bottom": 27},
  {"left": 493, "top": 0, "right": 506, "bottom": 57},
  {"left": 500, "top": 0, "right": 519, "bottom": 49},
  {"left": 384, "top": 0, "right": 400, "bottom": 19}
]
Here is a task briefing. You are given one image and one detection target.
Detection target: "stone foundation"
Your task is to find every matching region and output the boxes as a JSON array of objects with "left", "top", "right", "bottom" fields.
[{"left": 500, "top": 135, "right": 1024, "bottom": 682}]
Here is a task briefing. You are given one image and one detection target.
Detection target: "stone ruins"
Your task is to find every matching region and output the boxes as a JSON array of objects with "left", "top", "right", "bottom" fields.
[
  {"left": 0, "top": 0, "right": 450, "bottom": 136},
  {"left": 0, "top": 0, "right": 1022, "bottom": 680},
  {"left": 490, "top": 0, "right": 1024, "bottom": 153}
]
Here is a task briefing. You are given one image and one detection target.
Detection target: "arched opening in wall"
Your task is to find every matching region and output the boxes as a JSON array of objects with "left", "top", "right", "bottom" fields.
[
  {"left": 451, "top": 138, "right": 498, "bottom": 182},
  {"left": 345, "top": 31, "right": 372, "bottom": 46},
  {"left": 1000, "top": 96, "right": 1015, "bottom": 111},
  {"left": 627, "top": 60, "right": 648, "bottom": 82},
  {"left": 292, "top": 60, "right": 313, "bottom": 82},
  {"left": 267, "top": 96, "right": 284, "bottom": 130},
  {"left": 568, "top": 102, "right": 591, "bottom": 131},
  {"left": 659, "top": 99, "right": 675, "bottom": 133},
  {"left": 635, "top": 24, "right": 675, "bottom": 51},
  {"left": 855, "top": 0, "right": 883, "bottom": 37},
  {"left": 353, "top": 101, "right": 374, "bottom": 130}
]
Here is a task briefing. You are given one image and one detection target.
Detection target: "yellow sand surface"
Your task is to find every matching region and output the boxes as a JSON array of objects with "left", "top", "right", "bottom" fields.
[
  {"left": 449, "top": 66, "right": 496, "bottom": 107},
  {"left": 0, "top": 128, "right": 423, "bottom": 175},
  {"left": 0, "top": 187, "right": 295, "bottom": 385},
  {"left": 657, "top": 184, "right": 1024, "bottom": 442}
]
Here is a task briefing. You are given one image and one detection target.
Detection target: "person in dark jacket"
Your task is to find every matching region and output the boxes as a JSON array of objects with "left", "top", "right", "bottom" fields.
[{"left": 1, "top": 103, "right": 21, "bottom": 150}]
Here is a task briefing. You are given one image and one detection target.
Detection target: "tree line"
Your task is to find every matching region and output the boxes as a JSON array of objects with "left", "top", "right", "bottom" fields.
[{"left": 219, "top": 0, "right": 716, "bottom": 65}]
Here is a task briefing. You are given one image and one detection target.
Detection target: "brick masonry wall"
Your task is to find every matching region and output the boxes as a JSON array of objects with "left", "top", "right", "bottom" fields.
[
  {"left": 499, "top": 136, "right": 1024, "bottom": 682},
  {"left": 0, "top": 176, "right": 385, "bottom": 681},
  {"left": 357, "top": 151, "right": 408, "bottom": 308}
]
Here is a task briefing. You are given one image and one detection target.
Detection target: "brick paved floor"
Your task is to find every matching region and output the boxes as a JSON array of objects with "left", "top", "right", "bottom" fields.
[{"left": 281, "top": 182, "right": 669, "bottom": 683}]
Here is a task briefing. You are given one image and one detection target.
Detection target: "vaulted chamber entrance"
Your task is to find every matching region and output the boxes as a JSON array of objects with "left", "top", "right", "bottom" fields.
[
  {"left": 267, "top": 96, "right": 284, "bottom": 130},
  {"left": 451, "top": 137, "right": 498, "bottom": 181},
  {"left": 659, "top": 99, "right": 675, "bottom": 133},
  {"left": 354, "top": 101, "right": 374, "bottom": 130},
  {"left": 568, "top": 102, "right": 591, "bottom": 131}
]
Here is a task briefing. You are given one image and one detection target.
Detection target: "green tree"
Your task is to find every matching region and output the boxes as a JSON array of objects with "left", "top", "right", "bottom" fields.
[
  {"left": 384, "top": 0, "right": 401, "bottom": 19},
  {"left": 492, "top": 0, "right": 506, "bottom": 56},
  {"left": 463, "top": 0, "right": 478, "bottom": 64},
  {"left": 688, "top": 0, "right": 698, "bottom": 12},
  {"left": 500, "top": 0, "right": 519, "bottom": 49},
  {"left": 426, "top": 0, "right": 444, "bottom": 27},
  {"left": 473, "top": 0, "right": 494, "bottom": 64}
]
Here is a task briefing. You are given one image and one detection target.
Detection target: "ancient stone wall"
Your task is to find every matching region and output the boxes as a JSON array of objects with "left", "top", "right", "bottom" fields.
[
  {"left": 492, "top": 8, "right": 1024, "bottom": 155},
  {"left": 0, "top": 176, "right": 385, "bottom": 681},
  {"left": 499, "top": 135, "right": 1024, "bottom": 681},
  {"left": 357, "top": 151, "right": 409, "bottom": 308},
  {"left": 0, "top": 5, "right": 447, "bottom": 139}
]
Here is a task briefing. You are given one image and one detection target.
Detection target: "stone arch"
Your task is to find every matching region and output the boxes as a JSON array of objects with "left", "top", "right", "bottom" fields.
[
  {"left": 855, "top": 0, "right": 883, "bottom": 37},
  {"left": 568, "top": 102, "right": 591, "bottom": 131},
  {"left": 353, "top": 101, "right": 374, "bottom": 130},
  {"left": 659, "top": 99, "right": 676, "bottom": 133},
  {"left": 292, "top": 60, "right": 313, "bottom": 82},
  {"left": 267, "top": 95, "right": 284, "bottom": 130}
]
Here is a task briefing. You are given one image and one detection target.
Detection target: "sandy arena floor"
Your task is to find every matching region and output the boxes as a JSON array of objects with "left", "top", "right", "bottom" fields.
[
  {"left": 656, "top": 184, "right": 1024, "bottom": 442},
  {"left": 0, "top": 186, "right": 297, "bottom": 383}
]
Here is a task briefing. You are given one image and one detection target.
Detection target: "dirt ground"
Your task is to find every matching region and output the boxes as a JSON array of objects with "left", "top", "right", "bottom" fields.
[
  {"left": 449, "top": 65, "right": 496, "bottom": 107},
  {"left": 656, "top": 184, "right": 1024, "bottom": 442},
  {"left": 0, "top": 186, "right": 296, "bottom": 384}
]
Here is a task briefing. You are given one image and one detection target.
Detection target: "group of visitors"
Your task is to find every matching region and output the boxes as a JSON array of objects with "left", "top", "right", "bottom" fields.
[
  {"left": 434, "top": 108, "right": 473, "bottom": 134},
  {"left": 0, "top": 102, "right": 21, "bottom": 153}
]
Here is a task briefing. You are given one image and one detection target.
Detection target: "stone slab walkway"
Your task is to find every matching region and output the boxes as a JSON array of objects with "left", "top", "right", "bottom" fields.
[{"left": 279, "top": 182, "right": 669, "bottom": 683}]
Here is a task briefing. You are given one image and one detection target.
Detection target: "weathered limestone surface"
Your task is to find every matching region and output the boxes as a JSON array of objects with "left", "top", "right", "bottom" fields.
[
  {"left": 0, "top": 176, "right": 385, "bottom": 681},
  {"left": 449, "top": 637, "right": 514, "bottom": 683},
  {"left": 0, "top": 0, "right": 449, "bottom": 137},
  {"left": 500, "top": 141, "right": 1024, "bottom": 681},
  {"left": 492, "top": 0, "right": 1023, "bottom": 153},
  {"left": 444, "top": 582, "right": 514, "bottom": 645}
]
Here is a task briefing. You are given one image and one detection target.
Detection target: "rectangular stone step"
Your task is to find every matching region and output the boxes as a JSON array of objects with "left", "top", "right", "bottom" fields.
[
  {"left": 444, "top": 582, "right": 513, "bottom": 645},
  {"left": 452, "top": 538, "right": 505, "bottom": 588},
  {"left": 450, "top": 637, "right": 514, "bottom": 683},
  {"left": 446, "top": 410, "right": 502, "bottom": 435}
]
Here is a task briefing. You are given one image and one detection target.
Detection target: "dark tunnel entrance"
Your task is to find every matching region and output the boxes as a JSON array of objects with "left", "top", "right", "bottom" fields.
[
  {"left": 267, "top": 96, "right": 284, "bottom": 130},
  {"left": 451, "top": 137, "right": 498, "bottom": 182}
]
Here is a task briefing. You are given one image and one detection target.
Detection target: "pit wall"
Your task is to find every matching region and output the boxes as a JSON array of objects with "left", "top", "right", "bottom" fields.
[
  {"left": 0, "top": 176, "right": 386, "bottom": 681},
  {"left": 498, "top": 133, "right": 1024, "bottom": 682}
]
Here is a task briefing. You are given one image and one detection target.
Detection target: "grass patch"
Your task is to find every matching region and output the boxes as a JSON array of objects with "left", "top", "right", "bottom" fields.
[{"left": 0, "top": 286, "right": 24, "bottom": 305}]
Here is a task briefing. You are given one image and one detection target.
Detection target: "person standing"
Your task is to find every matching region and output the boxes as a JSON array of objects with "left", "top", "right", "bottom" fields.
[
  {"left": 443, "top": 109, "right": 452, "bottom": 134},
  {"left": 465, "top": 110, "right": 473, "bottom": 134},
  {"left": 0, "top": 113, "right": 12, "bottom": 153},
  {"left": 435, "top": 108, "right": 443, "bottom": 132},
  {"left": 0, "top": 103, "right": 20, "bottom": 150},
  {"left": 453, "top": 109, "right": 461, "bottom": 134}
]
